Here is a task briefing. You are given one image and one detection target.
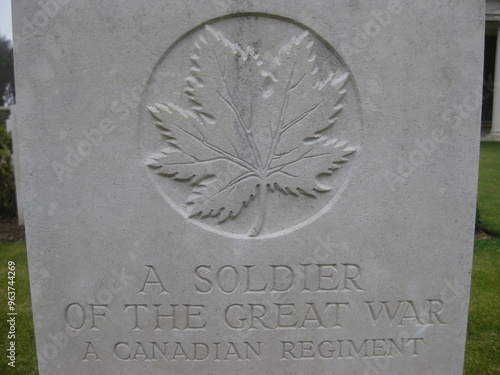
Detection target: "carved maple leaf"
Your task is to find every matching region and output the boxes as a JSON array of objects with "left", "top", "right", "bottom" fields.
[{"left": 147, "top": 25, "right": 356, "bottom": 237}]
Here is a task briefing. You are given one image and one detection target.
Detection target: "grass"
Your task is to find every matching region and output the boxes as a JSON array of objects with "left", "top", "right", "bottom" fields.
[
  {"left": 463, "top": 142, "right": 500, "bottom": 374},
  {"left": 464, "top": 239, "right": 500, "bottom": 375},
  {"left": 0, "top": 142, "right": 498, "bottom": 374},
  {"left": 477, "top": 142, "right": 500, "bottom": 235},
  {"left": 0, "top": 242, "right": 37, "bottom": 374}
]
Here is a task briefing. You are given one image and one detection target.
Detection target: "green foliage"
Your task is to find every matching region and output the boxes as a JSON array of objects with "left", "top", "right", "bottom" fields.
[
  {"left": 0, "top": 34, "right": 15, "bottom": 106},
  {"left": 0, "top": 126, "right": 17, "bottom": 218},
  {"left": 477, "top": 142, "right": 500, "bottom": 234}
]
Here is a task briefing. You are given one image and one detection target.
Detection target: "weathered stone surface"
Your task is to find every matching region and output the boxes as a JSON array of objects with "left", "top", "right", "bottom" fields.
[{"left": 13, "top": 1, "right": 484, "bottom": 374}]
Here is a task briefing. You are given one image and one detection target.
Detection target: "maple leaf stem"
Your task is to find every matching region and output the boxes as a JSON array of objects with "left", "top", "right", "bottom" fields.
[{"left": 247, "top": 184, "right": 268, "bottom": 237}]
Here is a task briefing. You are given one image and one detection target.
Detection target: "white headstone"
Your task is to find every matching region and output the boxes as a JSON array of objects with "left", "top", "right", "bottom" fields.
[{"left": 13, "top": 1, "right": 484, "bottom": 374}]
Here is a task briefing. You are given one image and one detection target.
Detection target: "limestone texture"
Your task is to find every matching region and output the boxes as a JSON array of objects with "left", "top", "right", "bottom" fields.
[{"left": 13, "top": 1, "right": 484, "bottom": 374}]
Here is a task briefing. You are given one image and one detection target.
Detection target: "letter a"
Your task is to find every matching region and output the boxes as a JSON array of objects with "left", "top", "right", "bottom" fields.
[
  {"left": 138, "top": 265, "right": 169, "bottom": 294},
  {"left": 83, "top": 342, "right": 100, "bottom": 361}
]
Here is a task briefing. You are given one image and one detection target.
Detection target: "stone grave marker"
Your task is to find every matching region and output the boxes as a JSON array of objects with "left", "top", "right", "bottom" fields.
[{"left": 13, "top": 1, "right": 484, "bottom": 374}]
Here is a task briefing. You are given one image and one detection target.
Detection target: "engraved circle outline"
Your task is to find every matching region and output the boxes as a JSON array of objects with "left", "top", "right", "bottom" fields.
[{"left": 141, "top": 12, "right": 364, "bottom": 240}]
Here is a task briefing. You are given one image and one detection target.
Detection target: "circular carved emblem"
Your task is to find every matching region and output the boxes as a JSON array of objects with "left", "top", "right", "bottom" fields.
[{"left": 140, "top": 14, "right": 363, "bottom": 239}]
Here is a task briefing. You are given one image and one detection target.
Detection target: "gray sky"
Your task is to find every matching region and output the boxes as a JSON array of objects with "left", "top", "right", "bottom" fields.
[{"left": 0, "top": 0, "right": 12, "bottom": 42}]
